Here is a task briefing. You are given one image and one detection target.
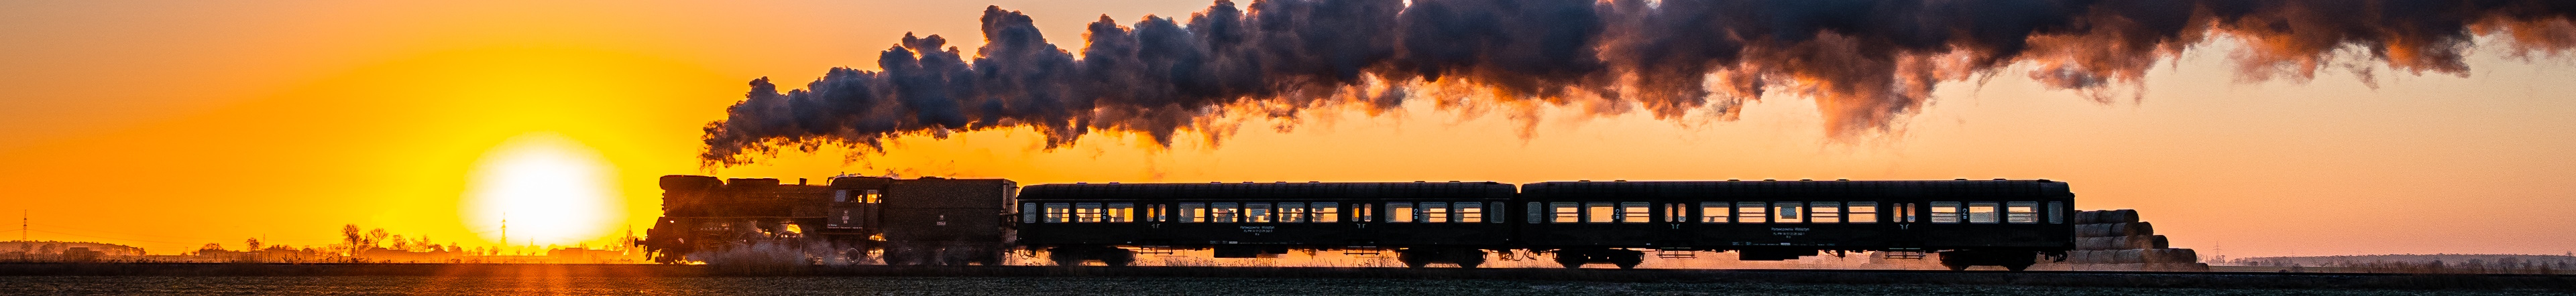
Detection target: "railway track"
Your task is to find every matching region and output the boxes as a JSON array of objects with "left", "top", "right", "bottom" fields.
[{"left": 1, "top": 263, "right": 2567, "bottom": 290}]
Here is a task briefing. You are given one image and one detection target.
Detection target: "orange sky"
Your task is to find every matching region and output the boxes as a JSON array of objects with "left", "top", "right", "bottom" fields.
[{"left": 2, "top": 0, "right": 2572, "bottom": 258}]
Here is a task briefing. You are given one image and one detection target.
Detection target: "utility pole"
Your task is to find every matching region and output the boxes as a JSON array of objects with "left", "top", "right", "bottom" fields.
[{"left": 21, "top": 210, "right": 27, "bottom": 261}]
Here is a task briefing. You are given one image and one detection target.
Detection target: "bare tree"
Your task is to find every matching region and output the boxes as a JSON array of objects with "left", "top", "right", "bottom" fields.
[
  {"left": 366, "top": 228, "right": 389, "bottom": 249},
  {"left": 342, "top": 224, "right": 362, "bottom": 256},
  {"left": 200, "top": 243, "right": 223, "bottom": 252},
  {"left": 245, "top": 238, "right": 263, "bottom": 251},
  {"left": 388, "top": 234, "right": 408, "bottom": 252}
]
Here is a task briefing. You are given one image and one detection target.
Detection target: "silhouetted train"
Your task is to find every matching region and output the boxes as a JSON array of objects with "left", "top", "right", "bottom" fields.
[{"left": 643, "top": 176, "right": 2074, "bottom": 270}]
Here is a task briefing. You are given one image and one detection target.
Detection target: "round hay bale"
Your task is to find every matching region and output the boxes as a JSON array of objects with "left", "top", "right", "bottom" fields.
[
  {"left": 2115, "top": 249, "right": 2144, "bottom": 264},
  {"left": 2143, "top": 235, "right": 2170, "bottom": 249},
  {"left": 2106, "top": 222, "right": 2154, "bottom": 236},
  {"left": 2071, "top": 250, "right": 2103, "bottom": 263},
  {"left": 2169, "top": 249, "right": 2194, "bottom": 263},
  {"left": 2076, "top": 210, "right": 2102, "bottom": 224},
  {"left": 2140, "top": 248, "right": 2187, "bottom": 263},
  {"left": 2078, "top": 237, "right": 2117, "bottom": 250},
  {"left": 2103, "top": 209, "right": 2140, "bottom": 224},
  {"left": 2078, "top": 224, "right": 2117, "bottom": 237}
]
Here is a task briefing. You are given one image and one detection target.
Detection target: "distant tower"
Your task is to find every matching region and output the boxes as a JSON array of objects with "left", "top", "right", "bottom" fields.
[{"left": 500, "top": 212, "right": 508, "bottom": 255}]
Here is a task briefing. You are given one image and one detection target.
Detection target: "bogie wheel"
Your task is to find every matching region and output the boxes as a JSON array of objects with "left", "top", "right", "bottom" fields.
[
  {"left": 1101, "top": 250, "right": 1137, "bottom": 267},
  {"left": 1452, "top": 250, "right": 1487, "bottom": 269},
  {"left": 1397, "top": 250, "right": 1433, "bottom": 268},
  {"left": 2005, "top": 263, "right": 2031, "bottom": 271},
  {"left": 1611, "top": 251, "right": 1644, "bottom": 269},
  {"left": 1944, "top": 263, "right": 1971, "bottom": 271},
  {"left": 1553, "top": 252, "right": 1587, "bottom": 269},
  {"left": 1048, "top": 248, "right": 1087, "bottom": 267}
]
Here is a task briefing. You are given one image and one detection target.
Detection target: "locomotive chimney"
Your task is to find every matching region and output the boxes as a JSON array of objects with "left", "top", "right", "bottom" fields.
[{"left": 799, "top": 178, "right": 807, "bottom": 186}]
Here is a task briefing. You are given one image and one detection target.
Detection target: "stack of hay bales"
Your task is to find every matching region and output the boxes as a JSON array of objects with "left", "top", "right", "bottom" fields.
[{"left": 2062, "top": 209, "right": 2208, "bottom": 271}]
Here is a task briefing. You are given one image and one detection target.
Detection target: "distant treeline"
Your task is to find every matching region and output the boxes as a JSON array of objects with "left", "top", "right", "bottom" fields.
[
  {"left": 0, "top": 240, "right": 145, "bottom": 256},
  {"left": 2228, "top": 254, "right": 2575, "bottom": 274}
]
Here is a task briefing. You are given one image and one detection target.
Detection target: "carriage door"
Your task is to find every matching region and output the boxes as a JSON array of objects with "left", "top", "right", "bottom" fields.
[
  {"left": 1891, "top": 202, "right": 1923, "bottom": 249},
  {"left": 1345, "top": 202, "right": 1378, "bottom": 248},
  {"left": 1660, "top": 202, "right": 1693, "bottom": 247}
]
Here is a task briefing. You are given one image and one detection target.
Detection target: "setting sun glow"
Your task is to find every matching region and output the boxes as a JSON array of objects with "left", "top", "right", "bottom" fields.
[{"left": 462, "top": 132, "right": 624, "bottom": 246}]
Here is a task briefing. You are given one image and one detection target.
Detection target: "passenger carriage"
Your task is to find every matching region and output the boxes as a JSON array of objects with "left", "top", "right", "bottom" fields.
[
  {"left": 1519, "top": 179, "right": 2076, "bottom": 270},
  {"left": 1015, "top": 181, "right": 1514, "bottom": 267}
]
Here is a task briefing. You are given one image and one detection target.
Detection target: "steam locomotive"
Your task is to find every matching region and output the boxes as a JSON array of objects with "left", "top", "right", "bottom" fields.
[{"left": 643, "top": 175, "right": 2074, "bottom": 270}]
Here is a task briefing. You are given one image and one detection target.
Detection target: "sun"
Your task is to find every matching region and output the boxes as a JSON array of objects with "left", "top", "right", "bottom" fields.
[{"left": 461, "top": 132, "right": 623, "bottom": 246}]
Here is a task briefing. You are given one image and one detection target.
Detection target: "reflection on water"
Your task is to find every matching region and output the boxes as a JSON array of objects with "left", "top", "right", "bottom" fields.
[{"left": 0, "top": 276, "right": 2532, "bottom": 295}]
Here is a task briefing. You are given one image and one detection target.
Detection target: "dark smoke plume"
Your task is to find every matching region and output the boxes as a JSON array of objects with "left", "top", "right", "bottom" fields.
[{"left": 700, "top": 0, "right": 2576, "bottom": 167}]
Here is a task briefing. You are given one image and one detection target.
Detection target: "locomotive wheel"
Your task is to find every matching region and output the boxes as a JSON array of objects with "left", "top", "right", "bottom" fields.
[
  {"left": 882, "top": 248, "right": 913, "bottom": 266},
  {"left": 2004, "top": 263, "right": 2031, "bottom": 271},
  {"left": 1942, "top": 262, "right": 1971, "bottom": 271}
]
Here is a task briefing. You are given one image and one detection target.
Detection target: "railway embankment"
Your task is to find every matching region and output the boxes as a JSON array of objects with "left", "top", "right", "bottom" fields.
[{"left": 0, "top": 263, "right": 2566, "bottom": 291}]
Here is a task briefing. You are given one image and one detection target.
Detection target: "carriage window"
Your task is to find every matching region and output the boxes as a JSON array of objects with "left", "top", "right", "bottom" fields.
[
  {"left": 1044, "top": 203, "right": 1070, "bottom": 223},
  {"left": 1247, "top": 202, "right": 1274, "bottom": 223},
  {"left": 1929, "top": 202, "right": 1960, "bottom": 223},
  {"left": 1737, "top": 202, "right": 1768, "bottom": 223},
  {"left": 1422, "top": 202, "right": 1450, "bottom": 223},
  {"left": 1847, "top": 202, "right": 1878, "bottom": 224},
  {"left": 1527, "top": 202, "right": 1543, "bottom": 224},
  {"left": 1021, "top": 203, "right": 1040, "bottom": 223},
  {"left": 861, "top": 190, "right": 881, "bottom": 203},
  {"left": 1773, "top": 202, "right": 1803, "bottom": 223},
  {"left": 1551, "top": 202, "right": 1580, "bottom": 223},
  {"left": 2005, "top": 202, "right": 2037, "bottom": 224},
  {"left": 1312, "top": 202, "right": 1339, "bottom": 223},
  {"left": 1075, "top": 203, "right": 1103, "bottom": 222},
  {"left": 1143, "top": 204, "right": 1165, "bottom": 222},
  {"left": 1968, "top": 202, "right": 1998, "bottom": 224},
  {"left": 1212, "top": 202, "right": 1241, "bottom": 223},
  {"left": 1699, "top": 202, "right": 1728, "bottom": 223},
  {"left": 1106, "top": 203, "right": 1133, "bottom": 222},
  {"left": 1619, "top": 202, "right": 1650, "bottom": 223},
  {"left": 1585, "top": 203, "right": 1614, "bottom": 223},
  {"left": 2046, "top": 202, "right": 2064, "bottom": 224},
  {"left": 836, "top": 190, "right": 852, "bottom": 202},
  {"left": 1356, "top": 204, "right": 1375, "bottom": 222},
  {"left": 1811, "top": 202, "right": 1841, "bottom": 223},
  {"left": 1490, "top": 202, "right": 1506, "bottom": 223},
  {"left": 1179, "top": 203, "right": 1207, "bottom": 223},
  {"left": 1279, "top": 202, "right": 1306, "bottom": 223},
  {"left": 1388, "top": 202, "right": 1415, "bottom": 223},
  {"left": 1665, "top": 204, "right": 1687, "bottom": 222},
  {"left": 1458, "top": 202, "right": 1484, "bottom": 223}
]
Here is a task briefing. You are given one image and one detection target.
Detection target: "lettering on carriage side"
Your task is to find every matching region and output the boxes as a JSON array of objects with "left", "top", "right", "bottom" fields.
[
  {"left": 1241, "top": 226, "right": 1275, "bottom": 233},
  {"left": 1771, "top": 227, "right": 1809, "bottom": 236}
]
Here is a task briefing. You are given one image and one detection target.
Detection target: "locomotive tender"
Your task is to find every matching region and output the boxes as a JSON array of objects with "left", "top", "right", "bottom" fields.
[{"left": 645, "top": 176, "right": 2074, "bottom": 271}]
